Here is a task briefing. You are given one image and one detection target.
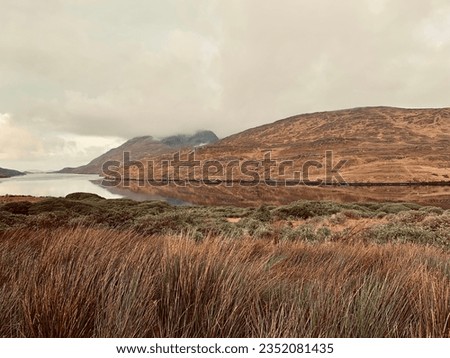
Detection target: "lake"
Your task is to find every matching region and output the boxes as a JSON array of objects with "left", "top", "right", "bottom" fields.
[
  {"left": 3, "top": 174, "right": 449, "bottom": 208},
  {"left": 0, "top": 173, "right": 190, "bottom": 205}
]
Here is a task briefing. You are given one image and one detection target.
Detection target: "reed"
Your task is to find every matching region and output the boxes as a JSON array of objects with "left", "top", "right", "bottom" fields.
[{"left": 0, "top": 227, "right": 448, "bottom": 337}]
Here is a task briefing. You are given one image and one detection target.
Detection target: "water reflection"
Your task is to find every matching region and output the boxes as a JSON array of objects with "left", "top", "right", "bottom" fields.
[{"left": 0, "top": 174, "right": 191, "bottom": 205}]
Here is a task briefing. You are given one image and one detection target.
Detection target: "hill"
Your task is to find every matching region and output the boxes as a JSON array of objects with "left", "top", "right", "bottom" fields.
[
  {"left": 124, "top": 107, "right": 450, "bottom": 183},
  {"left": 117, "top": 107, "right": 450, "bottom": 207},
  {"left": 194, "top": 106, "right": 450, "bottom": 183},
  {"left": 59, "top": 130, "right": 218, "bottom": 175},
  {"left": 0, "top": 167, "right": 24, "bottom": 178}
]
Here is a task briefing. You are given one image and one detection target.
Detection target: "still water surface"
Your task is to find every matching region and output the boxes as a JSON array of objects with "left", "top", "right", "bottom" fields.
[{"left": 0, "top": 174, "right": 188, "bottom": 205}]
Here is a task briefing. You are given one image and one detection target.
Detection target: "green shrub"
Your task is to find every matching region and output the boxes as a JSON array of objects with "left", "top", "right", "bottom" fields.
[
  {"left": 0, "top": 211, "right": 24, "bottom": 230},
  {"left": 133, "top": 211, "right": 199, "bottom": 235},
  {"left": 377, "top": 203, "right": 413, "bottom": 214},
  {"left": 65, "top": 192, "right": 105, "bottom": 201},
  {"left": 393, "top": 211, "right": 428, "bottom": 224},
  {"left": 281, "top": 224, "right": 324, "bottom": 242},
  {"left": 274, "top": 201, "right": 341, "bottom": 220},
  {"left": 27, "top": 211, "right": 72, "bottom": 229},
  {"left": 368, "top": 224, "right": 440, "bottom": 246},
  {"left": 419, "top": 206, "right": 444, "bottom": 215},
  {"left": 376, "top": 212, "right": 387, "bottom": 219},
  {"left": 1, "top": 201, "right": 32, "bottom": 215},
  {"left": 328, "top": 213, "right": 347, "bottom": 225},
  {"left": 28, "top": 198, "right": 98, "bottom": 216},
  {"left": 251, "top": 205, "right": 272, "bottom": 222},
  {"left": 135, "top": 201, "right": 172, "bottom": 215},
  {"left": 238, "top": 217, "right": 264, "bottom": 233},
  {"left": 341, "top": 209, "right": 363, "bottom": 219},
  {"left": 317, "top": 226, "right": 332, "bottom": 239},
  {"left": 253, "top": 224, "right": 274, "bottom": 239},
  {"left": 421, "top": 214, "right": 450, "bottom": 230}
]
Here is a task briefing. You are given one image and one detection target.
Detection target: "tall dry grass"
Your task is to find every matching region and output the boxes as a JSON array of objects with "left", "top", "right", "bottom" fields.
[{"left": 0, "top": 227, "right": 449, "bottom": 337}]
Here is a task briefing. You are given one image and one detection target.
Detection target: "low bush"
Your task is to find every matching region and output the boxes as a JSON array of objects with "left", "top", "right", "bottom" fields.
[
  {"left": 368, "top": 223, "right": 448, "bottom": 248},
  {"left": 65, "top": 192, "right": 105, "bottom": 201},
  {"left": 1, "top": 201, "right": 32, "bottom": 215},
  {"left": 274, "top": 201, "right": 341, "bottom": 220}
]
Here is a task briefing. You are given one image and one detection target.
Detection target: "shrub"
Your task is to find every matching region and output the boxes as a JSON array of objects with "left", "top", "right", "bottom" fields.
[
  {"left": 393, "top": 211, "right": 428, "bottom": 224},
  {"left": 28, "top": 198, "right": 98, "bottom": 216},
  {"left": 65, "top": 192, "right": 105, "bottom": 201},
  {"left": 377, "top": 203, "right": 413, "bottom": 214},
  {"left": 317, "top": 226, "right": 332, "bottom": 240},
  {"left": 238, "top": 217, "right": 265, "bottom": 234},
  {"left": 133, "top": 211, "right": 199, "bottom": 235},
  {"left": 328, "top": 213, "right": 347, "bottom": 225},
  {"left": 0, "top": 211, "right": 24, "bottom": 229},
  {"left": 27, "top": 211, "right": 72, "bottom": 229},
  {"left": 134, "top": 201, "right": 172, "bottom": 215},
  {"left": 253, "top": 224, "right": 274, "bottom": 239},
  {"left": 368, "top": 224, "right": 439, "bottom": 247},
  {"left": 252, "top": 205, "right": 272, "bottom": 222},
  {"left": 1, "top": 201, "right": 32, "bottom": 215},
  {"left": 341, "top": 209, "right": 362, "bottom": 219},
  {"left": 281, "top": 225, "right": 318, "bottom": 242},
  {"left": 376, "top": 211, "right": 387, "bottom": 219},
  {"left": 274, "top": 201, "right": 341, "bottom": 220},
  {"left": 421, "top": 214, "right": 450, "bottom": 230},
  {"left": 419, "top": 206, "right": 445, "bottom": 215}
]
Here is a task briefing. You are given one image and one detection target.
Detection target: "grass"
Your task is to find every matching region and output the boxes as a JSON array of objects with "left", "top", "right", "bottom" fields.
[
  {"left": 0, "top": 227, "right": 448, "bottom": 338},
  {"left": 0, "top": 194, "right": 449, "bottom": 337}
]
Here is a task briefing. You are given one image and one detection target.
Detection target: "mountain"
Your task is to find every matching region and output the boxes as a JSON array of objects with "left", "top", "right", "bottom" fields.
[
  {"left": 0, "top": 167, "right": 24, "bottom": 178},
  {"left": 118, "top": 107, "right": 450, "bottom": 207},
  {"left": 164, "top": 106, "right": 450, "bottom": 183},
  {"left": 58, "top": 130, "right": 219, "bottom": 175},
  {"left": 125, "top": 106, "right": 450, "bottom": 183}
]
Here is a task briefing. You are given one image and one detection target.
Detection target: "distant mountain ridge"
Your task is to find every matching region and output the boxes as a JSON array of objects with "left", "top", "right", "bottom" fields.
[
  {"left": 58, "top": 130, "right": 219, "bottom": 175},
  {"left": 0, "top": 167, "right": 24, "bottom": 178}
]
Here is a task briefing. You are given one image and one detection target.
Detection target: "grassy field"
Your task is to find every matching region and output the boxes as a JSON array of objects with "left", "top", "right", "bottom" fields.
[{"left": 0, "top": 194, "right": 449, "bottom": 337}]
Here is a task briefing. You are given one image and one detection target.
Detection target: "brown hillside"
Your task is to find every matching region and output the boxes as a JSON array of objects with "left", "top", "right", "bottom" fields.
[
  {"left": 126, "top": 107, "right": 449, "bottom": 183},
  {"left": 115, "top": 107, "right": 450, "bottom": 207},
  {"left": 194, "top": 106, "right": 450, "bottom": 183}
]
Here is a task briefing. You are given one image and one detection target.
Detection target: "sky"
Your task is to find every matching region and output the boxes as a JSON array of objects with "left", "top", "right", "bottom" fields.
[{"left": 1, "top": 0, "right": 450, "bottom": 171}]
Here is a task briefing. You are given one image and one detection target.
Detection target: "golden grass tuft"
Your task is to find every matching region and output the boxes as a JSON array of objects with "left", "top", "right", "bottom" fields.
[{"left": 0, "top": 227, "right": 449, "bottom": 337}]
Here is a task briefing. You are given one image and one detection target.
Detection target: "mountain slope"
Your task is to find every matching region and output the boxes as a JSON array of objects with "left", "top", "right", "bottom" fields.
[
  {"left": 120, "top": 107, "right": 450, "bottom": 207},
  {"left": 59, "top": 130, "right": 219, "bottom": 175},
  {"left": 172, "top": 106, "right": 450, "bottom": 183},
  {"left": 0, "top": 167, "right": 24, "bottom": 178}
]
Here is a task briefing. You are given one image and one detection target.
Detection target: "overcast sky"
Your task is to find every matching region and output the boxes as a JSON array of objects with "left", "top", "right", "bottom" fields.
[{"left": 1, "top": 0, "right": 450, "bottom": 170}]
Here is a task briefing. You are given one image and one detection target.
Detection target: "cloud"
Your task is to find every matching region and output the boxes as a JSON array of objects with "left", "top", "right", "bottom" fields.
[
  {"left": 1, "top": 0, "right": 450, "bottom": 169},
  {"left": 0, "top": 113, "right": 124, "bottom": 171},
  {"left": 0, "top": 113, "right": 43, "bottom": 160},
  {"left": 215, "top": 0, "right": 450, "bottom": 130}
]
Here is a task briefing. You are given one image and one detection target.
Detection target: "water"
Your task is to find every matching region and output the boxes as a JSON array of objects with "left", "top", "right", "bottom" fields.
[
  {"left": 0, "top": 173, "right": 189, "bottom": 205},
  {"left": 5, "top": 174, "right": 448, "bottom": 208}
]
